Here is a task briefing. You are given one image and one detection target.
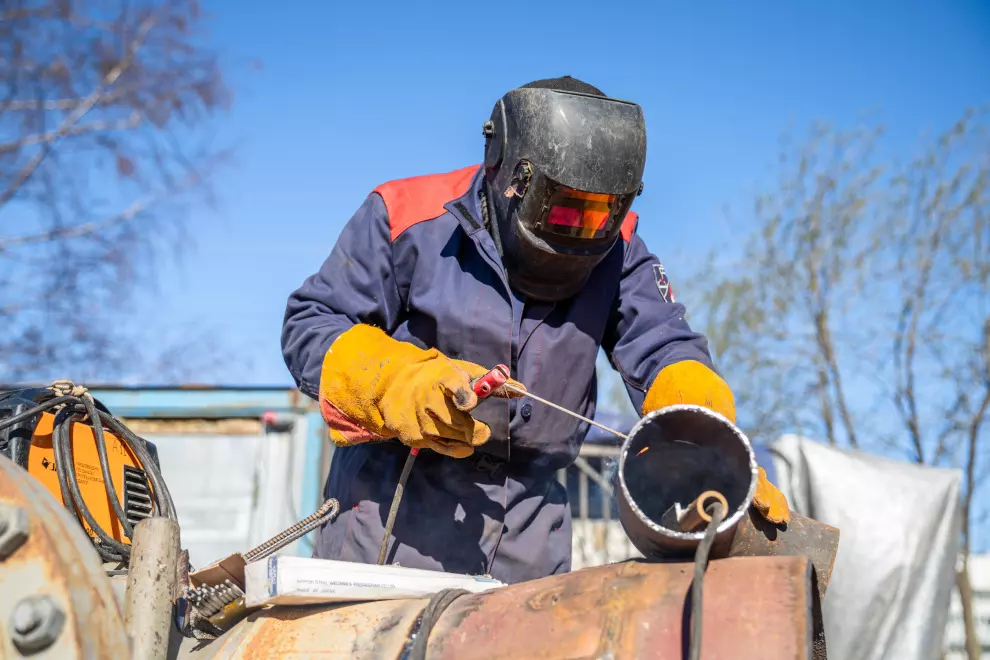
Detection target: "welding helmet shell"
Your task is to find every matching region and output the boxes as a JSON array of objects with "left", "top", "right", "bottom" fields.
[{"left": 482, "top": 79, "right": 647, "bottom": 301}]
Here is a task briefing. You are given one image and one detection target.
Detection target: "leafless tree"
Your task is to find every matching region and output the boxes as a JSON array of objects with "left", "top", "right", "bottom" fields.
[
  {"left": 687, "top": 109, "right": 989, "bottom": 659},
  {"left": 0, "top": 0, "right": 232, "bottom": 383},
  {"left": 874, "top": 110, "right": 989, "bottom": 660},
  {"left": 692, "top": 122, "right": 886, "bottom": 447}
]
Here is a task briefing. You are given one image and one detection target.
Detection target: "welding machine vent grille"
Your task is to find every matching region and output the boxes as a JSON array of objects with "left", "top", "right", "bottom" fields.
[{"left": 123, "top": 465, "right": 154, "bottom": 527}]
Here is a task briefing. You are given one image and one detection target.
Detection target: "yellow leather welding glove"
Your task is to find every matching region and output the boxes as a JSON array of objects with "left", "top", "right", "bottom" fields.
[
  {"left": 318, "top": 324, "right": 526, "bottom": 459},
  {"left": 642, "top": 360, "right": 790, "bottom": 525}
]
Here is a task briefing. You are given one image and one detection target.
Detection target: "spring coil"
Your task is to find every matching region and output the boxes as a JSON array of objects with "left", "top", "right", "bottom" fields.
[{"left": 243, "top": 498, "right": 340, "bottom": 563}]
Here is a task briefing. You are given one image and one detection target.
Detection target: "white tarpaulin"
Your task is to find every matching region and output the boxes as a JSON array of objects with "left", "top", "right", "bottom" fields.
[{"left": 769, "top": 435, "right": 962, "bottom": 660}]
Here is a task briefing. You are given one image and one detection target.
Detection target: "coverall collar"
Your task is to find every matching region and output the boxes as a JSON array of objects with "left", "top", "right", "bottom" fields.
[{"left": 443, "top": 166, "right": 510, "bottom": 293}]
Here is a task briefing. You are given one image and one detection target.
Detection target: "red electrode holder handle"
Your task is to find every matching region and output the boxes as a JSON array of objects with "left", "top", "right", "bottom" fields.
[
  {"left": 473, "top": 364, "right": 510, "bottom": 399},
  {"left": 413, "top": 365, "right": 509, "bottom": 459}
]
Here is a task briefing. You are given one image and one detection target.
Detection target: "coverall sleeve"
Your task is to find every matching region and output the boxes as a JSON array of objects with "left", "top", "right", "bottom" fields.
[
  {"left": 602, "top": 231, "right": 715, "bottom": 413},
  {"left": 281, "top": 193, "right": 403, "bottom": 399}
]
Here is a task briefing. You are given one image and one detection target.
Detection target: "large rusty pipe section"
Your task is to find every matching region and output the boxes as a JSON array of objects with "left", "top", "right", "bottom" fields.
[
  {"left": 0, "top": 454, "right": 130, "bottom": 659},
  {"left": 123, "top": 517, "right": 180, "bottom": 660},
  {"left": 175, "top": 556, "right": 817, "bottom": 659},
  {"left": 617, "top": 404, "right": 758, "bottom": 558}
]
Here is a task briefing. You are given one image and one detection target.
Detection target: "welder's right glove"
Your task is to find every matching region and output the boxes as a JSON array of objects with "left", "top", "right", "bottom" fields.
[{"left": 317, "top": 324, "right": 526, "bottom": 459}]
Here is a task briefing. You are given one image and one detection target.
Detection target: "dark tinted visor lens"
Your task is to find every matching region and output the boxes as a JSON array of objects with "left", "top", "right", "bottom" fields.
[{"left": 540, "top": 186, "right": 620, "bottom": 240}]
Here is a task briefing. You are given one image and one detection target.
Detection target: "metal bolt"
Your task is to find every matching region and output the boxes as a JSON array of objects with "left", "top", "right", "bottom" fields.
[
  {"left": 9, "top": 595, "right": 64, "bottom": 654},
  {"left": 0, "top": 504, "right": 29, "bottom": 560},
  {"left": 12, "top": 602, "right": 40, "bottom": 635},
  {"left": 482, "top": 120, "right": 495, "bottom": 138}
]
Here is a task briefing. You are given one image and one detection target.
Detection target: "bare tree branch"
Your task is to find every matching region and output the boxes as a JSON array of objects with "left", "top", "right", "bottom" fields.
[
  {"left": 0, "top": 11, "right": 157, "bottom": 211},
  {"left": 0, "top": 166, "right": 203, "bottom": 251},
  {"left": 0, "top": 0, "right": 237, "bottom": 384},
  {"left": 0, "top": 112, "right": 142, "bottom": 154}
]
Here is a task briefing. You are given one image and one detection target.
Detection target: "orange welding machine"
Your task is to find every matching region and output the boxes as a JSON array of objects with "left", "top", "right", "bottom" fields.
[{"left": 0, "top": 384, "right": 176, "bottom": 563}]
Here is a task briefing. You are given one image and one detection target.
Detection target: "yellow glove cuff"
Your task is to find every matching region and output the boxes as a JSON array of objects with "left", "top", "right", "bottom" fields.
[
  {"left": 753, "top": 467, "right": 790, "bottom": 525},
  {"left": 641, "top": 360, "right": 736, "bottom": 423}
]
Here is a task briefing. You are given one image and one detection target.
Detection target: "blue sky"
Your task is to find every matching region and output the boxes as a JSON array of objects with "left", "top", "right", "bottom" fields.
[{"left": 138, "top": 0, "right": 990, "bottom": 387}]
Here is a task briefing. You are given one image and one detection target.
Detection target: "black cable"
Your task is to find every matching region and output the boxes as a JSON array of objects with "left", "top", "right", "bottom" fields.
[
  {"left": 689, "top": 502, "right": 726, "bottom": 660},
  {"left": 101, "top": 411, "right": 177, "bottom": 520},
  {"left": 406, "top": 588, "right": 470, "bottom": 660},
  {"left": 81, "top": 394, "right": 133, "bottom": 539},
  {"left": 52, "top": 407, "right": 130, "bottom": 561},
  {"left": 0, "top": 395, "right": 75, "bottom": 428}
]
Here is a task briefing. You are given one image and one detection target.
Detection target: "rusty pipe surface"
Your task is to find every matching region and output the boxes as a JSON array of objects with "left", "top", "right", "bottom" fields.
[
  {"left": 730, "top": 507, "right": 841, "bottom": 599},
  {"left": 123, "top": 517, "right": 180, "bottom": 660},
  {"left": 173, "top": 556, "right": 816, "bottom": 660},
  {"left": 0, "top": 454, "right": 131, "bottom": 659},
  {"left": 617, "top": 404, "right": 759, "bottom": 559}
]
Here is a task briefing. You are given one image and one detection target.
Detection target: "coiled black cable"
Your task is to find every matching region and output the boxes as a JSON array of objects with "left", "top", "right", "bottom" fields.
[{"left": 0, "top": 385, "right": 177, "bottom": 563}]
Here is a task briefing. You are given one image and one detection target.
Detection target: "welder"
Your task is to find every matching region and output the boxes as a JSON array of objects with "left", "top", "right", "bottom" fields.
[{"left": 281, "top": 76, "right": 789, "bottom": 584}]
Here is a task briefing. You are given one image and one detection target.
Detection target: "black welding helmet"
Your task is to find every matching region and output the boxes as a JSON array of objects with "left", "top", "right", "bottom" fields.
[{"left": 482, "top": 77, "right": 647, "bottom": 301}]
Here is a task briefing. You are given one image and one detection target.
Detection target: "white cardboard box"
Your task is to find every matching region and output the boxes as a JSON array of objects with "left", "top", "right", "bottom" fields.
[{"left": 244, "top": 555, "right": 505, "bottom": 607}]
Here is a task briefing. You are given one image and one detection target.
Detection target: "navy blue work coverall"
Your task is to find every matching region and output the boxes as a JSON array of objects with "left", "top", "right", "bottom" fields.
[{"left": 281, "top": 164, "right": 714, "bottom": 584}]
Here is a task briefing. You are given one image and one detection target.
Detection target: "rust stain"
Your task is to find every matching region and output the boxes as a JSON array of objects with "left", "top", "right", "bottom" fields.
[
  {"left": 209, "top": 598, "right": 427, "bottom": 659},
  {"left": 526, "top": 585, "right": 565, "bottom": 611},
  {"left": 428, "top": 556, "right": 813, "bottom": 660},
  {"left": 729, "top": 508, "right": 840, "bottom": 598},
  {"left": 0, "top": 456, "right": 130, "bottom": 658},
  {"left": 591, "top": 570, "right": 628, "bottom": 659}
]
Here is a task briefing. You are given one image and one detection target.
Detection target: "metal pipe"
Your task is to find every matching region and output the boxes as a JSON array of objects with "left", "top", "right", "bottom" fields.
[
  {"left": 578, "top": 470, "right": 589, "bottom": 521},
  {"left": 616, "top": 405, "right": 758, "bottom": 559},
  {"left": 123, "top": 517, "right": 180, "bottom": 660},
  {"left": 378, "top": 448, "right": 418, "bottom": 564},
  {"left": 662, "top": 490, "right": 729, "bottom": 533}
]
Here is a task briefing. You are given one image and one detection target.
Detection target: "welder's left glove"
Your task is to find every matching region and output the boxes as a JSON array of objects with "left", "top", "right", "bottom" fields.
[{"left": 642, "top": 360, "right": 790, "bottom": 525}]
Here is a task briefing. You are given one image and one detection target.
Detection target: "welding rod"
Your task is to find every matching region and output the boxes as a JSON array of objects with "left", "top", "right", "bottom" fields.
[
  {"left": 205, "top": 590, "right": 222, "bottom": 611},
  {"left": 501, "top": 383, "right": 628, "bottom": 440}
]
